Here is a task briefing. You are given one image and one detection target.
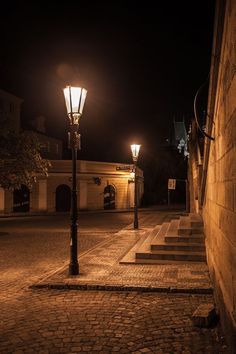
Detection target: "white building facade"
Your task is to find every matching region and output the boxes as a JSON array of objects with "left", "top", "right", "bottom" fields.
[{"left": 0, "top": 160, "right": 144, "bottom": 214}]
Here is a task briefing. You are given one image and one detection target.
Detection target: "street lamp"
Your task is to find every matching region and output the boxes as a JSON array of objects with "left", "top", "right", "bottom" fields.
[
  {"left": 130, "top": 144, "right": 141, "bottom": 229},
  {"left": 63, "top": 85, "right": 87, "bottom": 275}
]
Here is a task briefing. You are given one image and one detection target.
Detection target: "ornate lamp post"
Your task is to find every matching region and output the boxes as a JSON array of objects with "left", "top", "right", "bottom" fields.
[
  {"left": 63, "top": 85, "right": 87, "bottom": 275},
  {"left": 130, "top": 144, "right": 141, "bottom": 229}
]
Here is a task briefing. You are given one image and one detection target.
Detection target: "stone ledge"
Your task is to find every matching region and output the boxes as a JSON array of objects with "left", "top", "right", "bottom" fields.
[{"left": 192, "top": 303, "right": 218, "bottom": 327}]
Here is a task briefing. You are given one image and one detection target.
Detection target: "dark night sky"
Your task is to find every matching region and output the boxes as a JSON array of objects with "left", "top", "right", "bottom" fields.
[{"left": 0, "top": 0, "right": 215, "bottom": 164}]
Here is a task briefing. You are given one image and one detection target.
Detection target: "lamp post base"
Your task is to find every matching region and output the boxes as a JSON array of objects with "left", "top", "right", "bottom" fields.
[
  {"left": 69, "top": 262, "right": 79, "bottom": 275},
  {"left": 134, "top": 216, "right": 138, "bottom": 229}
]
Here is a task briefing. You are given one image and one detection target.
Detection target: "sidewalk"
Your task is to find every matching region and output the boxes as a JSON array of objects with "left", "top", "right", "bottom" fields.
[{"left": 31, "top": 210, "right": 212, "bottom": 293}]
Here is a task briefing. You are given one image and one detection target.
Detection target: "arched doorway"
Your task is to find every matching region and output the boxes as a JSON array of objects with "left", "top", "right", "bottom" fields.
[
  {"left": 104, "top": 184, "right": 116, "bottom": 210},
  {"left": 56, "top": 184, "right": 71, "bottom": 212},
  {"left": 13, "top": 185, "right": 30, "bottom": 212}
]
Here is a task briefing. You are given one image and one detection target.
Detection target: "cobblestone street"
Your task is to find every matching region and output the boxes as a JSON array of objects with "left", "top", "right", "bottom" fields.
[
  {"left": 1, "top": 289, "right": 226, "bottom": 354},
  {"left": 0, "top": 210, "right": 229, "bottom": 353},
  {"left": 0, "top": 212, "right": 132, "bottom": 294}
]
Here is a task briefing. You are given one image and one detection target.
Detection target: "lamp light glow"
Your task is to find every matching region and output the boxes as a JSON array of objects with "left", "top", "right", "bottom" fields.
[
  {"left": 131, "top": 144, "right": 141, "bottom": 162},
  {"left": 63, "top": 86, "right": 87, "bottom": 125}
]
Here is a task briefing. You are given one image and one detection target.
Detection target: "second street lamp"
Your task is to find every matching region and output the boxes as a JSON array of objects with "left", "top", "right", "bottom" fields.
[
  {"left": 63, "top": 85, "right": 87, "bottom": 275},
  {"left": 130, "top": 144, "right": 141, "bottom": 229}
]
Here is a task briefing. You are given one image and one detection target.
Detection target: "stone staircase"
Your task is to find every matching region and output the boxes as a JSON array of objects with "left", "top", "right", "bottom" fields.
[{"left": 120, "top": 213, "right": 206, "bottom": 264}]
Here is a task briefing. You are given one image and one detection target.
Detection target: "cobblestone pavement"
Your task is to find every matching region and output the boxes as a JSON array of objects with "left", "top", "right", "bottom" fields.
[
  {"left": 0, "top": 210, "right": 229, "bottom": 353},
  {"left": 35, "top": 211, "right": 212, "bottom": 292},
  {"left": 1, "top": 289, "right": 227, "bottom": 354},
  {"left": 0, "top": 212, "right": 134, "bottom": 295},
  {"left": 38, "top": 227, "right": 213, "bottom": 292}
]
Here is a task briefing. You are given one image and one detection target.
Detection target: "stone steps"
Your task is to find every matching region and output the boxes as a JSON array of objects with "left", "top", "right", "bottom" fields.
[
  {"left": 134, "top": 213, "right": 206, "bottom": 264},
  {"left": 165, "top": 235, "right": 205, "bottom": 243},
  {"left": 133, "top": 224, "right": 166, "bottom": 254},
  {"left": 189, "top": 213, "right": 204, "bottom": 228},
  {"left": 178, "top": 216, "right": 203, "bottom": 235},
  {"left": 136, "top": 250, "right": 206, "bottom": 262},
  {"left": 151, "top": 242, "right": 205, "bottom": 252},
  {"left": 119, "top": 225, "right": 161, "bottom": 264}
]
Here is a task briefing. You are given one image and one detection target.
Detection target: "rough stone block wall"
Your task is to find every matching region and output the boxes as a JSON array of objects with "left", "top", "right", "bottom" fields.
[
  {"left": 203, "top": 0, "right": 236, "bottom": 348},
  {"left": 187, "top": 121, "right": 202, "bottom": 214}
]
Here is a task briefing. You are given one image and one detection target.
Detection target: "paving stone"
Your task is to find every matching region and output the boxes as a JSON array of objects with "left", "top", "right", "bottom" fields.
[{"left": 0, "top": 211, "right": 229, "bottom": 353}]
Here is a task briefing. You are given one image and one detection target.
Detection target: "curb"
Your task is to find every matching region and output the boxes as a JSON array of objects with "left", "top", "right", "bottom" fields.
[
  {"left": 0, "top": 206, "right": 186, "bottom": 218},
  {"left": 30, "top": 282, "right": 213, "bottom": 294}
]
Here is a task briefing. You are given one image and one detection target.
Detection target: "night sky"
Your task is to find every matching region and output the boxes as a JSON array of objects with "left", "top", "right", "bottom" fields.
[{"left": 0, "top": 1, "right": 215, "bottom": 165}]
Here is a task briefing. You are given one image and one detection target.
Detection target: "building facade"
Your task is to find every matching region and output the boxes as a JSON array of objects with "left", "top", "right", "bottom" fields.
[
  {"left": 0, "top": 89, "right": 144, "bottom": 214},
  {"left": 0, "top": 160, "right": 143, "bottom": 214},
  {"left": 0, "top": 90, "right": 144, "bottom": 215}
]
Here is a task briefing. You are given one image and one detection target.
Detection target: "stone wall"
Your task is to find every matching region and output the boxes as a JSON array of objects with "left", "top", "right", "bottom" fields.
[
  {"left": 202, "top": 0, "right": 236, "bottom": 349},
  {"left": 187, "top": 120, "right": 203, "bottom": 214}
]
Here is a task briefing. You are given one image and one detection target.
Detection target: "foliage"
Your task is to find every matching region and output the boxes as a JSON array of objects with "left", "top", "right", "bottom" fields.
[{"left": 0, "top": 127, "right": 51, "bottom": 190}]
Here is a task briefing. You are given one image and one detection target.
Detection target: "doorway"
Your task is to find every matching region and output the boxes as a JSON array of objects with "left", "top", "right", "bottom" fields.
[
  {"left": 104, "top": 184, "right": 116, "bottom": 210},
  {"left": 56, "top": 184, "right": 71, "bottom": 212}
]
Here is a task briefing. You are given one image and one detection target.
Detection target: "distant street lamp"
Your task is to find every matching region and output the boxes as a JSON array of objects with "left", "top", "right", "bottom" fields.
[
  {"left": 130, "top": 144, "right": 141, "bottom": 229},
  {"left": 63, "top": 85, "right": 87, "bottom": 275}
]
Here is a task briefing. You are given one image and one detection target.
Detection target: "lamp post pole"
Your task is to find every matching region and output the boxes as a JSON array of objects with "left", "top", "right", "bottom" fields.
[
  {"left": 63, "top": 86, "right": 87, "bottom": 276},
  {"left": 130, "top": 144, "right": 141, "bottom": 230},
  {"left": 133, "top": 160, "right": 138, "bottom": 229},
  {"left": 69, "top": 125, "right": 79, "bottom": 275}
]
